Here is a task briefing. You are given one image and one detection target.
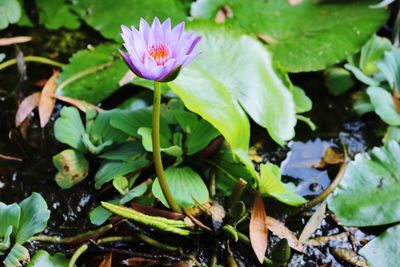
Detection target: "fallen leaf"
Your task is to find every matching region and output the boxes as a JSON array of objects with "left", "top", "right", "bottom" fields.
[
  {"left": 333, "top": 248, "right": 368, "bottom": 267},
  {"left": 99, "top": 253, "right": 112, "bottom": 267},
  {"left": 265, "top": 216, "right": 304, "bottom": 252},
  {"left": 307, "top": 232, "right": 348, "bottom": 247},
  {"left": 209, "top": 202, "right": 226, "bottom": 230},
  {"left": 0, "top": 36, "right": 32, "bottom": 46},
  {"left": 316, "top": 147, "right": 344, "bottom": 168},
  {"left": 258, "top": 33, "right": 277, "bottom": 44},
  {"left": 215, "top": 5, "right": 233, "bottom": 24},
  {"left": 55, "top": 95, "right": 103, "bottom": 113},
  {"left": 39, "top": 71, "right": 59, "bottom": 128},
  {"left": 15, "top": 92, "right": 41, "bottom": 127},
  {"left": 299, "top": 201, "right": 327, "bottom": 243},
  {"left": 288, "top": 0, "right": 303, "bottom": 5},
  {"left": 250, "top": 193, "right": 268, "bottom": 263}
]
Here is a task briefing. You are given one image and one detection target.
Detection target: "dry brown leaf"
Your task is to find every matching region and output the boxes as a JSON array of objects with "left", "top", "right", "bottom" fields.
[
  {"left": 0, "top": 36, "right": 32, "bottom": 46},
  {"left": 39, "top": 71, "right": 59, "bottom": 128},
  {"left": 99, "top": 253, "right": 112, "bottom": 267},
  {"left": 250, "top": 193, "right": 268, "bottom": 263},
  {"left": 265, "top": 216, "right": 304, "bottom": 252},
  {"left": 257, "top": 33, "right": 277, "bottom": 44},
  {"left": 288, "top": 0, "right": 303, "bottom": 5},
  {"left": 15, "top": 92, "right": 41, "bottom": 127},
  {"left": 315, "top": 147, "right": 344, "bottom": 169},
  {"left": 299, "top": 201, "right": 326, "bottom": 243},
  {"left": 55, "top": 95, "right": 104, "bottom": 113},
  {"left": 392, "top": 89, "right": 400, "bottom": 112},
  {"left": 307, "top": 232, "right": 348, "bottom": 247},
  {"left": 333, "top": 248, "right": 368, "bottom": 267}
]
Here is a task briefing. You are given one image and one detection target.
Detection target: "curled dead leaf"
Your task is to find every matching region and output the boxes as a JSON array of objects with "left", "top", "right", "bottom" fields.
[
  {"left": 250, "top": 193, "right": 268, "bottom": 263},
  {"left": 55, "top": 95, "right": 103, "bottom": 113},
  {"left": 265, "top": 216, "right": 304, "bottom": 252},
  {"left": 315, "top": 146, "right": 344, "bottom": 169},
  {"left": 39, "top": 70, "right": 59, "bottom": 128},
  {"left": 333, "top": 248, "right": 368, "bottom": 267},
  {"left": 306, "top": 232, "right": 348, "bottom": 247},
  {"left": 299, "top": 201, "right": 327, "bottom": 243},
  {"left": 15, "top": 92, "right": 41, "bottom": 127},
  {"left": 99, "top": 253, "right": 112, "bottom": 267}
]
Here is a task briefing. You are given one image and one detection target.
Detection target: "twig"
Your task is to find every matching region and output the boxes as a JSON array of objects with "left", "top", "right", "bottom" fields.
[{"left": 228, "top": 178, "right": 248, "bottom": 207}]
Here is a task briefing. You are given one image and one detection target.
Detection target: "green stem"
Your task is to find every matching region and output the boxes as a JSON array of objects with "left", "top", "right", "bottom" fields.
[
  {"left": 29, "top": 224, "right": 113, "bottom": 244},
  {"left": 152, "top": 81, "right": 182, "bottom": 213},
  {"left": 137, "top": 233, "right": 178, "bottom": 252},
  {"left": 228, "top": 178, "right": 248, "bottom": 207},
  {"left": 68, "top": 243, "right": 88, "bottom": 267},
  {"left": 0, "top": 56, "right": 64, "bottom": 71}
]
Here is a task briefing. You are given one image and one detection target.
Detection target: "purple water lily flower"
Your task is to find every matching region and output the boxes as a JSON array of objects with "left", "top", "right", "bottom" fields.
[{"left": 120, "top": 17, "right": 202, "bottom": 82}]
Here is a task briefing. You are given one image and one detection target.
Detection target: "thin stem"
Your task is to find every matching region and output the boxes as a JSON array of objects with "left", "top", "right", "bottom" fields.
[
  {"left": 0, "top": 56, "right": 64, "bottom": 71},
  {"left": 137, "top": 233, "right": 178, "bottom": 252},
  {"left": 29, "top": 224, "right": 113, "bottom": 244},
  {"left": 228, "top": 178, "right": 248, "bottom": 207},
  {"left": 68, "top": 243, "right": 88, "bottom": 267},
  {"left": 305, "top": 162, "right": 347, "bottom": 209},
  {"left": 152, "top": 81, "right": 182, "bottom": 213}
]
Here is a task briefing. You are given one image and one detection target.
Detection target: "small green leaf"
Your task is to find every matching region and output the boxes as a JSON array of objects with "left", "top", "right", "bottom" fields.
[
  {"left": 0, "top": 203, "right": 20, "bottom": 240},
  {"left": 383, "top": 126, "right": 400, "bottom": 143},
  {"left": 54, "top": 107, "right": 86, "bottom": 152},
  {"left": 377, "top": 49, "right": 400, "bottom": 95},
  {"left": 359, "top": 224, "right": 400, "bottom": 267},
  {"left": 0, "top": 226, "right": 13, "bottom": 252},
  {"left": 291, "top": 86, "right": 312, "bottom": 114},
  {"left": 324, "top": 67, "right": 355, "bottom": 96},
  {"left": 186, "top": 119, "right": 220, "bottom": 155},
  {"left": 152, "top": 166, "right": 209, "bottom": 208},
  {"left": 259, "top": 163, "right": 306, "bottom": 206},
  {"left": 172, "top": 110, "right": 199, "bottom": 133},
  {"left": 113, "top": 176, "right": 129, "bottom": 195},
  {"left": 367, "top": 87, "right": 400, "bottom": 126},
  {"left": 99, "top": 141, "right": 145, "bottom": 161},
  {"left": 119, "top": 182, "right": 149, "bottom": 204},
  {"left": 57, "top": 44, "right": 127, "bottom": 104},
  {"left": 3, "top": 243, "right": 29, "bottom": 267},
  {"left": 89, "top": 199, "right": 119, "bottom": 226},
  {"left": 94, "top": 156, "right": 149, "bottom": 189},
  {"left": 345, "top": 64, "right": 380, "bottom": 86},
  {"left": 53, "top": 149, "right": 89, "bottom": 189},
  {"left": 36, "top": 0, "right": 80, "bottom": 30},
  {"left": 89, "top": 110, "right": 128, "bottom": 146},
  {"left": 328, "top": 141, "right": 400, "bottom": 226},
  {"left": 111, "top": 108, "right": 171, "bottom": 139},
  {"left": 0, "top": 0, "right": 21, "bottom": 30},
  {"left": 137, "top": 127, "right": 182, "bottom": 157},
  {"left": 16, "top": 193, "right": 50, "bottom": 243},
  {"left": 27, "top": 250, "right": 68, "bottom": 267},
  {"left": 358, "top": 35, "right": 392, "bottom": 75}
]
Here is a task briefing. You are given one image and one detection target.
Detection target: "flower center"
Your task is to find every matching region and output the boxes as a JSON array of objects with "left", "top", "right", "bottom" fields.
[{"left": 148, "top": 44, "right": 170, "bottom": 65}]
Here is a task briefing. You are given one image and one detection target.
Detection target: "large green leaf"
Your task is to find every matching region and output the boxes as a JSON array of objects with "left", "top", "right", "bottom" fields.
[
  {"left": 169, "top": 24, "right": 296, "bottom": 150},
  {"left": 57, "top": 44, "right": 127, "bottom": 104},
  {"left": 27, "top": 250, "right": 68, "bottom": 267},
  {"left": 328, "top": 141, "right": 400, "bottom": 226},
  {"left": 0, "top": 203, "right": 20, "bottom": 240},
  {"left": 152, "top": 166, "right": 209, "bottom": 208},
  {"left": 359, "top": 224, "right": 400, "bottom": 267},
  {"left": 191, "top": 0, "right": 388, "bottom": 72},
  {"left": 36, "top": 0, "right": 80, "bottom": 30},
  {"left": 259, "top": 163, "right": 306, "bottom": 206},
  {"left": 367, "top": 87, "right": 400, "bottom": 126},
  {"left": 15, "top": 193, "right": 50, "bottom": 244},
  {"left": 0, "top": 0, "right": 21, "bottom": 30},
  {"left": 71, "top": 0, "right": 186, "bottom": 41}
]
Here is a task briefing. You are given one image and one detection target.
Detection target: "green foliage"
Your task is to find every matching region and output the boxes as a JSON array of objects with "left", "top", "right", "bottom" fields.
[
  {"left": 36, "top": 0, "right": 80, "bottom": 30},
  {"left": 54, "top": 107, "right": 86, "bottom": 152},
  {"left": 0, "top": 0, "right": 21, "bottom": 30},
  {"left": 53, "top": 149, "right": 89, "bottom": 189},
  {"left": 324, "top": 67, "right": 355, "bottom": 96},
  {"left": 258, "top": 163, "right": 306, "bottom": 206},
  {"left": 27, "top": 250, "right": 68, "bottom": 267},
  {"left": 359, "top": 224, "right": 400, "bottom": 267},
  {"left": 328, "top": 141, "right": 400, "bottom": 226},
  {"left": 152, "top": 166, "right": 209, "bottom": 208},
  {"left": 367, "top": 87, "right": 400, "bottom": 126},
  {"left": 377, "top": 49, "right": 400, "bottom": 95},
  {"left": 57, "top": 44, "right": 127, "bottom": 104},
  {"left": 170, "top": 24, "right": 296, "bottom": 152},
  {"left": 0, "top": 193, "right": 50, "bottom": 267},
  {"left": 71, "top": 0, "right": 187, "bottom": 41},
  {"left": 191, "top": 0, "right": 388, "bottom": 72}
]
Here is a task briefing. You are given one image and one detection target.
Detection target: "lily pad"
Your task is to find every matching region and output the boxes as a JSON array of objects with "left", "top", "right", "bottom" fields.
[
  {"left": 191, "top": 0, "right": 388, "bottom": 72},
  {"left": 57, "top": 44, "right": 127, "bottom": 104},
  {"left": 328, "top": 141, "right": 400, "bottom": 226},
  {"left": 169, "top": 24, "right": 296, "bottom": 152},
  {"left": 36, "top": 0, "right": 80, "bottom": 30},
  {"left": 71, "top": 0, "right": 186, "bottom": 41}
]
